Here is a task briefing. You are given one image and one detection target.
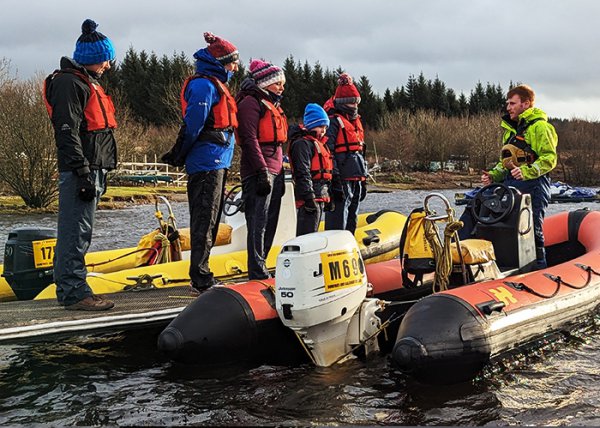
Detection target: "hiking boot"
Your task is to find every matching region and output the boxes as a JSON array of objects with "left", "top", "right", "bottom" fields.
[
  {"left": 65, "top": 295, "right": 115, "bottom": 311},
  {"left": 190, "top": 279, "right": 221, "bottom": 296}
]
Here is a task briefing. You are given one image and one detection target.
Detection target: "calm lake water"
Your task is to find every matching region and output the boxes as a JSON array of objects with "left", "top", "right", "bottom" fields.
[{"left": 1, "top": 188, "right": 599, "bottom": 426}]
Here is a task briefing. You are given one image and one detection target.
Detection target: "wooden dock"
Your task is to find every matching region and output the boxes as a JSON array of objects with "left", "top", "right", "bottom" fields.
[{"left": 0, "top": 286, "right": 194, "bottom": 342}]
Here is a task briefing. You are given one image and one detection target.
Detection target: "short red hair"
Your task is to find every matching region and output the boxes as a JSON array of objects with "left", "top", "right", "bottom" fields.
[{"left": 507, "top": 85, "right": 535, "bottom": 105}]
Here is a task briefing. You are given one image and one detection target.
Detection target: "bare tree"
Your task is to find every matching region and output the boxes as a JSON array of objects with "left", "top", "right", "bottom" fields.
[{"left": 0, "top": 72, "right": 58, "bottom": 208}]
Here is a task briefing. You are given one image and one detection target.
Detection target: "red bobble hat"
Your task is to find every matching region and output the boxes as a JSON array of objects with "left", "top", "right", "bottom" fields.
[
  {"left": 334, "top": 73, "right": 361, "bottom": 104},
  {"left": 203, "top": 32, "right": 239, "bottom": 65}
]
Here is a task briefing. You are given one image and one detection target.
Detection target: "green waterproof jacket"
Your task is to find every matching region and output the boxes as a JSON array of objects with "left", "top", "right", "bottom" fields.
[{"left": 488, "top": 107, "right": 558, "bottom": 182}]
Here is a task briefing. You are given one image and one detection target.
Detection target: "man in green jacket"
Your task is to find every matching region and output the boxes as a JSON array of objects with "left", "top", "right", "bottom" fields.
[{"left": 482, "top": 84, "right": 558, "bottom": 269}]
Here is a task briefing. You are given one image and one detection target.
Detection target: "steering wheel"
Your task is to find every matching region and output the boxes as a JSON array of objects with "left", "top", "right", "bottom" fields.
[
  {"left": 223, "top": 184, "right": 244, "bottom": 216},
  {"left": 471, "top": 183, "right": 515, "bottom": 225}
]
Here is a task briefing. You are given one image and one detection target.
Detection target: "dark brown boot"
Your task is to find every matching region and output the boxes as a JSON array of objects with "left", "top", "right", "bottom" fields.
[{"left": 65, "top": 295, "right": 115, "bottom": 311}]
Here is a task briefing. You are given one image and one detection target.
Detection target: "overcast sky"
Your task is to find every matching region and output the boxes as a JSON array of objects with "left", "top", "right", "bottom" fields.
[{"left": 1, "top": 0, "right": 599, "bottom": 120}]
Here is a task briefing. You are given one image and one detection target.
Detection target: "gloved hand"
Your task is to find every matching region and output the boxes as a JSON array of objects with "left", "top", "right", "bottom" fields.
[
  {"left": 324, "top": 199, "right": 335, "bottom": 212},
  {"left": 331, "top": 174, "right": 344, "bottom": 200},
  {"left": 359, "top": 181, "right": 368, "bottom": 201},
  {"left": 303, "top": 198, "right": 318, "bottom": 213},
  {"left": 256, "top": 168, "right": 272, "bottom": 196},
  {"left": 77, "top": 174, "right": 96, "bottom": 202}
]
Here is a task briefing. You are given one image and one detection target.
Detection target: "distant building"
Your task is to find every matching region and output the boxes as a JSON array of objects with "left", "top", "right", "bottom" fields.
[{"left": 429, "top": 155, "right": 469, "bottom": 172}]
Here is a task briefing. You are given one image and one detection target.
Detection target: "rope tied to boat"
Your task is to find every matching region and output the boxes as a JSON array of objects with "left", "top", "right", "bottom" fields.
[
  {"left": 504, "top": 262, "right": 600, "bottom": 299},
  {"left": 85, "top": 247, "right": 160, "bottom": 270},
  {"left": 504, "top": 280, "right": 561, "bottom": 299},
  {"left": 424, "top": 202, "right": 464, "bottom": 293}
]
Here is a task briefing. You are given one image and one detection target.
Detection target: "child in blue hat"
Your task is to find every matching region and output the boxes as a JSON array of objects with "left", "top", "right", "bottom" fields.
[{"left": 288, "top": 104, "right": 335, "bottom": 236}]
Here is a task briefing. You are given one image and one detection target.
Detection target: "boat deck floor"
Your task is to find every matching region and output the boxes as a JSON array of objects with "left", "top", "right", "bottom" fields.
[{"left": 0, "top": 286, "right": 194, "bottom": 342}]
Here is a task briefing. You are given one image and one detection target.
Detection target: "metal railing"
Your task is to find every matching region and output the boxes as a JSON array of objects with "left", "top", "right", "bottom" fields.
[{"left": 113, "top": 155, "right": 187, "bottom": 187}]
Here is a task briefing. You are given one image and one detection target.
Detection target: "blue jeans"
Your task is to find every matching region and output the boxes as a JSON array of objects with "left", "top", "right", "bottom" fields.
[
  {"left": 325, "top": 180, "right": 362, "bottom": 234},
  {"left": 54, "top": 170, "right": 106, "bottom": 305},
  {"left": 505, "top": 175, "right": 551, "bottom": 268}
]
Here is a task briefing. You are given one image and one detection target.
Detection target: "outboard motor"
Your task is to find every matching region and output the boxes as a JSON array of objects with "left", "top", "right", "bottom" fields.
[
  {"left": 2, "top": 228, "right": 56, "bottom": 300},
  {"left": 275, "top": 230, "right": 382, "bottom": 366},
  {"left": 470, "top": 184, "right": 536, "bottom": 272}
]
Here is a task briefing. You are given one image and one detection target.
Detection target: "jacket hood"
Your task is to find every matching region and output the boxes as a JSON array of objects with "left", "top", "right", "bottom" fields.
[
  {"left": 193, "top": 48, "right": 228, "bottom": 82},
  {"left": 235, "top": 77, "right": 265, "bottom": 102},
  {"left": 288, "top": 124, "right": 310, "bottom": 142},
  {"left": 59, "top": 56, "right": 100, "bottom": 80}
]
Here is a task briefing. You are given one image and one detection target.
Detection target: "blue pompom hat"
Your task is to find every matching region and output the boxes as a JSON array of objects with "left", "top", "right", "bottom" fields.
[
  {"left": 73, "top": 19, "right": 115, "bottom": 65},
  {"left": 303, "top": 103, "right": 330, "bottom": 130}
]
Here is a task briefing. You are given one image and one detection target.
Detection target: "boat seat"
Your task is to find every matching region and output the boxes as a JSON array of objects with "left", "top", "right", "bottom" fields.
[
  {"left": 451, "top": 239, "right": 496, "bottom": 265},
  {"left": 450, "top": 239, "right": 501, "bottom": 284}
]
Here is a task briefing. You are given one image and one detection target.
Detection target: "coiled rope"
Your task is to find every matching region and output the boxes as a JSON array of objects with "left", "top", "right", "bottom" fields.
[{"left": 424, "top": 205, "right": 464, "bottom": 293}]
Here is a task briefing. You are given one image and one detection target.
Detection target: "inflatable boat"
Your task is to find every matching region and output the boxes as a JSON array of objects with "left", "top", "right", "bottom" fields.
[
  {"left": 159, "top": 183, "right": 600, "bottom": 382},
  {"left": 157, "top": 235, "right": 429, "bottom": 366},
  {"left": 393, "top": 197, "right": 600, "bottom": 383}
]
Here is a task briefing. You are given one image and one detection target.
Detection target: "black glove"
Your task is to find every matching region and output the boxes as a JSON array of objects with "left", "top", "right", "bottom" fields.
[
  {"left": 324, "top": 199, "right": 335, "bottom": 212},
  {"left": 77, "top": 174, "right": 96, "bottom": 202},
  {"left": 359, "top": 181, "right": 368, "bottom": 202},
  {"left": 331, "top": 174, "right": 344, "bottom": 200},
  {"left": 256, "top": 168, "right": 272, "bottom": 197},
  {"left": 303, "top": 198, "right": 318, "bottom": 213}
]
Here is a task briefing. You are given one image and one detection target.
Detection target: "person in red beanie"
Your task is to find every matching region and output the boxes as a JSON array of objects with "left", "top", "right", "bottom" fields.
[
  {"left": 175, "top": 32, "right": 240, "bottom": 294},
  {"left": 323, "top": 73, "right": 368, "bottom": 234},
  {"left": 236, "top": 59, "right": 287, "bottom": 279}
]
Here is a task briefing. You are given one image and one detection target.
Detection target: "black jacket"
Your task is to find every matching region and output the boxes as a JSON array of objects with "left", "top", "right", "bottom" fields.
[
  {"left": 288, "top": 125, "right": 330, "bottom": 201},
  {"left": 45, "top": 57, "right": 117, "bottom": 176}
]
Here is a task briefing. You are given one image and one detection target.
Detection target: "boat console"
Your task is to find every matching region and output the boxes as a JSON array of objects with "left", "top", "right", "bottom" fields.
[{"left": 469, "top": 183, "right": 537, "bottom": 272}]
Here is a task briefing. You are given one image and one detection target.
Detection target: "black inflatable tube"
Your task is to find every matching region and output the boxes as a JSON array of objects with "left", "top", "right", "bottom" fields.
[
  {"left": 392, "top": 294, "right": 491, "bottom": 384},
  {"left": 157, "top": 287, "right": 304, "bottom": 364}
]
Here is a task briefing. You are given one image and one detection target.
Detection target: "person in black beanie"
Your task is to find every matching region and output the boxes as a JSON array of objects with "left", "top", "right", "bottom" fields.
[{"left": 43, "top": 19, "right": 117, "bottom": 311}]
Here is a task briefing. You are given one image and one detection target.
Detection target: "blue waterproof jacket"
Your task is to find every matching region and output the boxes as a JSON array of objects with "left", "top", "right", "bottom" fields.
[{"left": 181, "top": 49, "right": 235, "bottom": 174}]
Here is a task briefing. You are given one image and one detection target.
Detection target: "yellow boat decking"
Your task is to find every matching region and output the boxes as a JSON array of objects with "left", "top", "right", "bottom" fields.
[{"left": 0, "top": 286, "right": 194, "bottom": 342}]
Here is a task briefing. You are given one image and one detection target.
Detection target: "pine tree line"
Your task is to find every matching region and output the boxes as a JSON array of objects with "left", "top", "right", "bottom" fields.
[{"left": 102, "top": 48, "right": 509, "bottom": 129}]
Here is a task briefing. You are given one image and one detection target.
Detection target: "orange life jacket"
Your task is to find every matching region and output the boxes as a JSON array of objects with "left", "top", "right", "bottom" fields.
[
  {"left": 257, "top": 99, "right": 288, "bottom": 144},
  {"left": 332, "top": 114, "right": 364, "bottom": 153},
  {"left": 43, "top": 69, "right": 117, "bottom": 131},
  {"left": 305, "top": 135, "right": 333, "bottom": 181},
  {"left": 180, "top": 74, "right": 238, "bottom": 129}
]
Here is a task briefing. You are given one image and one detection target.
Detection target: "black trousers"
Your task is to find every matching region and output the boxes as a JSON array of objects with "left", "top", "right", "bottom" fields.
[
  {"left": 242, "top": 172, "right": 284, "bottom": 279},
  {"left": 187, "top": 169, "right": 227, "bottom": 287},
  {"left": 296, "top": 202, "right": 324, "bottom": 236}
]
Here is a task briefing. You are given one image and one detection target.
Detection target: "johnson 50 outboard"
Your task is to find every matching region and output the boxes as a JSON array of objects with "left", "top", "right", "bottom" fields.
[{"left": 275, "top": 230, "right": 383, "bottom": 366}]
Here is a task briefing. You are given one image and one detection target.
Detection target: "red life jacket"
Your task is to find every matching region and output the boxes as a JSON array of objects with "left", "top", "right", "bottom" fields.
[
  {"left": 43, "top": 69, "right": 117, "bottom": 131},
  {"left": 257, "top": 99, "right": 288, "bottom": 144},
  {"left": 180, "top": 74, "right": 238, "bottom": 129},
  {"left": 331, "top": 114, "right": 364, "bottom": 153},
  {"left": 301, "top": 134, "right": 333, "bottom": 181}
]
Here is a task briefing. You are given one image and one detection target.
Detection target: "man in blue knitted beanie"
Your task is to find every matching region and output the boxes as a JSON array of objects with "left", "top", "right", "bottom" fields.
[{"left": 42, "top": 19, "right": 118, "bottom": 311}]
